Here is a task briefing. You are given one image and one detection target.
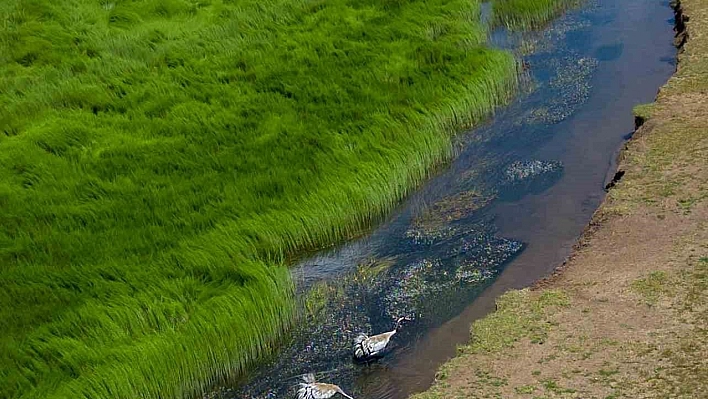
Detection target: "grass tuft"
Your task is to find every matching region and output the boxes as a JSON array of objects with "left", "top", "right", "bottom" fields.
[
  {"left": 491, "top": 0, "right": 578, "bottom": 30},
  {"left": 632, "top": 103, "right": 655, "bottom": 121},
  {"left": 631, "top": 271, "right": 671, "bottom": 305}
]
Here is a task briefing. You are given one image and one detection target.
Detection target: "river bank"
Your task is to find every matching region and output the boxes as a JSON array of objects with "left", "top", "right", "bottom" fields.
[{"left": 411, "top": 0, "right": 708, "bottom": 397}]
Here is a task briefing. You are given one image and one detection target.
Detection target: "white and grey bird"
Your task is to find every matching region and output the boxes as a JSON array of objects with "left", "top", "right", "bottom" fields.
[
  {"left": 352, "top": 316, "right": 408, "bottom": 360},
  {"left": 297, "top": 373, "right": 354, "bottom": 399}
]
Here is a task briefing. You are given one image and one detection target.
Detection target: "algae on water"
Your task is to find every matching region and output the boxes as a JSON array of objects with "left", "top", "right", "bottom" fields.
[
  {"left": 524, "top": 55, "right": 599, "bottom": 125},
  {"left": 406, "top": 189, "right": 496, "bottom": 245}
]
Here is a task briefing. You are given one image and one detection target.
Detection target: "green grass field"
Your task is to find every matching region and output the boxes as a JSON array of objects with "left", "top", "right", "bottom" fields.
[{"left": 0, "top": 0, "right": 568, "bottom": 398}]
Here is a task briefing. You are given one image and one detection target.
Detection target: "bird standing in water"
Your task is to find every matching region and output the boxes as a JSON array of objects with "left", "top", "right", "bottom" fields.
[
  {"left": 353, "top": 316, "right": 409, "bottom": 361},
  {"left": 297, "top": 374, "right": 354, "bottom": 399}
]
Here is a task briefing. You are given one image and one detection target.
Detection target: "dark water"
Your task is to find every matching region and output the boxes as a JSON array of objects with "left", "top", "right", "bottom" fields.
[{"left": 211, "top": 0, "right": 677, "bottom": 398}]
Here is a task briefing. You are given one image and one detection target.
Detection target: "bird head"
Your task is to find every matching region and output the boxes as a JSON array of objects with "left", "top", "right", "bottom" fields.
[
  {"left": 394, "top": 316, "right": 412, "bottom": 330},
  {"left": 301, "top": 373, "right": 316, "bottom": 384}
]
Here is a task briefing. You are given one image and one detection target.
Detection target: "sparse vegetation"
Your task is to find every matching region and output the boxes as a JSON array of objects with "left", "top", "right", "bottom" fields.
[
  {"left": 631, "top": 271, "right": 671, "bottom": 305},
  {"left": 515, "top": 384, "right": 536, "bottom": 394},
  {"left": 467, "top": 289, "right": 569, "bottom": 353}
]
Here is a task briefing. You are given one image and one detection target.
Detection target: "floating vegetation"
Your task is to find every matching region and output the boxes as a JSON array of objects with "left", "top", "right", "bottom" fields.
[
  {"left": 517, "top": 37, "right": 555, "bottom": 56},
  {"left": 507, "top": 8, "right": 593, "bottom": 57},
  {"left": 350, "top": 257, "right": 398, "bottom": 289},
  {"left": 406, "top": 225, "right": 462, "bottom": 246},
  {"left": 524, "top": 106, "right": 569, "bottom": 125},
  {"left": 386, "top": 231, "right": 524, "bottom": 319},
  {"left": 445, "top": 231, "right": 525, "bottom": 260},
  {"left": 456, "top": 266, "right": 498, "bottom": 283},
  {"left": 503, "top": 160, "right": 564, "bottom": 184},
  {"left": 384, "top": 259, "right": 444, "bottom": 317},
  {"left": 406, "top": 190, "right": 496, "bottom": 245},
  {"left": 524, "top": 56, "right": 599, "bottom": 125},
  {"left": 305, "top": 257, "right": 396, "bottom": 320},
  {"left": 497, "top": 160, "right": 564, "bottom": 200},
  {"left": 550, "top": 56, "right": 599, "bottom": 100},
  {"left": 305, "top": 281, "right": 349, "bottom": 321}
]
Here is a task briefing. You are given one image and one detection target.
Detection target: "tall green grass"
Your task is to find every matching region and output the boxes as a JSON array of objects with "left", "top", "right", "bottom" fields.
[
  {"left": 492, "top": 0, "right": 576, "bottom": 30},
  {"left": 0, "top": 0, "right": 520, "bottom": 398}
]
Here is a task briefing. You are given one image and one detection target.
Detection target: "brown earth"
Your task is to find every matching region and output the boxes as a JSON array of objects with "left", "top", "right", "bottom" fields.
[{"left": 411, "top": 0, "right": 708, "bottom": 398}]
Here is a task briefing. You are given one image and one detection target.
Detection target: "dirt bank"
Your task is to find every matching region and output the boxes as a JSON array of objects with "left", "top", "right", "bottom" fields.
[{"left": 411, "top": 0, "right": 708, "bottom": 397}]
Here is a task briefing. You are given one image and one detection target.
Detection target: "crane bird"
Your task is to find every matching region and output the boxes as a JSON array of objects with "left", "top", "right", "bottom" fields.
[
  {"left": 352, "top": 316, "right": 409, "bottom": 361},
  {"left": 297, "top": 373, "right": 354, "bottom": 399}
]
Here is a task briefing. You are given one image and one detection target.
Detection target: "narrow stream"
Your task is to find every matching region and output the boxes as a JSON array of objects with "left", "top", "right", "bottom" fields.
[{"left": 211, "top": 0, "right": 677, "bottom": 398}]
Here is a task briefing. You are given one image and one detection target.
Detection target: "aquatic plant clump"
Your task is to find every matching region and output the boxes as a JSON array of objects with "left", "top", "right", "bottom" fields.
[
  {"left": 385, "top": 233, "right": 524, "bottom": 318},
  {"left": 444, "top": 230, "right": 524, "bottom": 259},
  {"left": 455, "top": 266, "right": 497, "bottom": 283},
  {"left": 524, "top": 55, "right": 599, "bottom": 125},
  {"left": 511, "top": 10, "right": 590, "bottom": 56},
  {"left": 502, "top": 160, "right": 564, "bottom": 184},
  {"left": 406, "top": 190, "right": 496, "bottom": 245},
  {"left": 384, "top": 259, "right": 443, "bottom": 315},
  {"left": 550, "top": 56, "right": 599, "bottom": 101},
  {"left": 0, "top": 0, "right": 522, "bottom": 397},
  {"left": 496, "top": 159, "right": 564, "bottom": 200}
]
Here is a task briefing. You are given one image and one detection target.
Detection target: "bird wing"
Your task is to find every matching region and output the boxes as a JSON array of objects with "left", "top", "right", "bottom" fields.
[
  {"left": 297, "top": 375, "right": 319, "bottom": 398},
  {"left": 353, "top": 333, "right": 370, "bottom": 358},
  {"left": 312, "top": 383, "right": 338, "bottom": 399},
  {"left": 296, "top": 384, "right": 310, "bottom": 399},
  {"left": 366, "top": 331, "right": 395, "bottom": 354},
  {"left": 298, "top": 383, "right": 330, "bottom": 399},
  {"left": 353, "top": 333, "right": 369, "bottom": 345}
]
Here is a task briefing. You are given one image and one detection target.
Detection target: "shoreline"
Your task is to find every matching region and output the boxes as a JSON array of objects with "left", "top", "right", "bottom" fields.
[{"left": 411, "top": 0, "right": 708, "bottom": 397}]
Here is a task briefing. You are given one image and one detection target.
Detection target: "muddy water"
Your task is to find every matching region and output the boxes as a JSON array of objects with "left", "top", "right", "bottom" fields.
[{"left": 214, "top": 0, "right": 677, "bottom": 398}]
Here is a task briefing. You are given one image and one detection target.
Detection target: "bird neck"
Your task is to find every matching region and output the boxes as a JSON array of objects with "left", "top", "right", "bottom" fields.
[
  {"left": 394, "top": 317, "right": 405, "bottom": 331},
  {"left": 337, "top": 388, "right": 354, "bottom": 399}
]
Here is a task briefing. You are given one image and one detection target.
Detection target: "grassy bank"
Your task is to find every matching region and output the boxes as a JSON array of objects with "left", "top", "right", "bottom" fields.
[
  {"left": 0, "top": 0, "right": 524, "bottom": 398},
  {"left": 412, "top": 0, "right": 708, "bottom": 397},
  {"left": 492, "top": 0, "right": 577, "bottom": 30}
]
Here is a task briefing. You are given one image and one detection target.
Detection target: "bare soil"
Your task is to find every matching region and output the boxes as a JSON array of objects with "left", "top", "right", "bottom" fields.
[{"left": 411, "top": 0, "right": 708, "bottom": 398}]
